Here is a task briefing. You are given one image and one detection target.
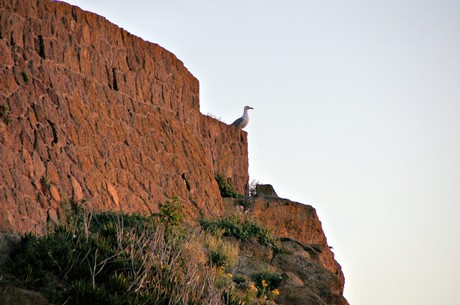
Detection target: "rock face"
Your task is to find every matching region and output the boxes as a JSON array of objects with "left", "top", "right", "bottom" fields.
[
  {"left": 251, "top": 197, "right": 344, "bottom": 283},
  {"left": 0, "top": 0, "right": 248, "bottom": 233},
  {"left": 0, "top": 285, "right": 49, "bottom": 305},
  {"left": 273, "top": 239, "right": 347, "bottom": 305},
  {"left": 233, "top": 239, "right": 348, "bottom": 305},
  {"left": 223, "top": 186, "right": 348, "bottom": 305}
]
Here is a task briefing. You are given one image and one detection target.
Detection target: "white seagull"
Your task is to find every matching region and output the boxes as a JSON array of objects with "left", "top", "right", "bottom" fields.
[{"left": 231, "top": 106, "right": 253, "bottom": 129}]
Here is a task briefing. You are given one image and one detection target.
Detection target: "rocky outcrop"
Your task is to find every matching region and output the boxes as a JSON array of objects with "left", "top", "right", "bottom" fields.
[
  {"left": 0, "top": 0, "right": 248, "bottom": 234},
  {"left": 251, "top": 197, "right": 344, "bottom": 283},
  {"left": 273, "top": 239, "right": 347, "bottom": 305},
  {"left": 232, "top": 238, "right": 348, "bottom": 305},
  {"left": 223, "top": 184, "right": 347, "bottom": 304}
]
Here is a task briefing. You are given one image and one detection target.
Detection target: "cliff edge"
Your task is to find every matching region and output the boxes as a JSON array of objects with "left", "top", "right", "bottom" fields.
[{"left": 222, "top": 184, "right": 347, "bottom": 304}]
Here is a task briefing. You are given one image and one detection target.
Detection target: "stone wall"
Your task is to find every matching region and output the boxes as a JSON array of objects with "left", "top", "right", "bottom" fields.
[{"left": 0, "top": 0, "right": 249, "bottom": 233}]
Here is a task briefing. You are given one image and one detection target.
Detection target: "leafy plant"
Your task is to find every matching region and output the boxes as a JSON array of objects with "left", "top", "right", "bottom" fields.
[
  {"left": 153, "top": 196, "right": 183, "bottom": 234},
  {"left": 235, "top": 198, "right": 252, "bottom": 211},
  {"left": 215, "top": 174, "right": 240, "bottom": 198},
  {"left": 201, "top": 215, "right": 282, "bottom": 251},
  {"left": 252, "top": 271, "right": 282, "bottom": 300},
  {"left": 252, "top": 271, "right": 283, "bottom": 291}
]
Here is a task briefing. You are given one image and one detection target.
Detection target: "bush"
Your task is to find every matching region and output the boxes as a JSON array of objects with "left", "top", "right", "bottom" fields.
[
  {"left": 252, "top": 271, "right": 283, "bottom": 291},
  {"left": 153, "top": 196, "right": 183, "bottom": 231},
  {"left": 200, "top": 215, "right": 282, "bottom": 251},
  {"left": 215, "top": 174, "right": 240, "bottom": 198}
]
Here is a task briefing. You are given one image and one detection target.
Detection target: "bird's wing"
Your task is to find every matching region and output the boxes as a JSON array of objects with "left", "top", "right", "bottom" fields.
[{"left": 231, "top": 117, "right": 243, "bottom": 126}]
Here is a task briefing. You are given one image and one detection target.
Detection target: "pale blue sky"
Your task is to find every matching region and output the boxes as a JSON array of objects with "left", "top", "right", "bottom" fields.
[{"left": 65, "top": 1, "right": 460, "bottom": 304}]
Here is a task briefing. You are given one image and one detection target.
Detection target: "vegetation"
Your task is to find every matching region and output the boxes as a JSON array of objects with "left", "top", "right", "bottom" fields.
[
  {"left": 248, "top": 179, "right": 259, "bottom": 197},
  {"left": 0, "top": 195, "right": 287, "bottom": 305},
  {"left": 152, "top": 196, "right": 183, "bottom": 232},
  {"left": 225, "top": 271, "right": 281, "bottom": 303},
  {"left": 252, "top": 271, "right": 283, "bottom": 299},
  {"left": 0, "top": 208, "right": 238, "bottom": 304},
  {"left": 205, "top": 112, "right": 224, "bottom": 122},
  {"left": 215, "top": 174, "right": 241, "bottom": 198},
  {"left": 203, "top": 230, "right": 239, "bottom": 268},
  {"left": 0, "top": 104, "right": 12, "bottom": 125},
  {"left": 200, "top": 215, "right": 282, "bottom": 252}
]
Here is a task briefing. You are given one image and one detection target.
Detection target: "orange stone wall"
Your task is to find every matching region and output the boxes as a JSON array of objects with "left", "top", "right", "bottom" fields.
[{"left": 0, "top": 0, "right": 248, "bottom": 233}]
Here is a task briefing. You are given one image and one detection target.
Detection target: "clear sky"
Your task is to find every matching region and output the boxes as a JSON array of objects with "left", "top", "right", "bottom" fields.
[{"left": 65, "top": 1, "right": 460, "bottom": 304}]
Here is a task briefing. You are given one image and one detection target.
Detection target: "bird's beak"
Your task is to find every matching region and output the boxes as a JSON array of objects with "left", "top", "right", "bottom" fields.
[{"left": 249, "top": 106, "right": 254, "bottom": 110}]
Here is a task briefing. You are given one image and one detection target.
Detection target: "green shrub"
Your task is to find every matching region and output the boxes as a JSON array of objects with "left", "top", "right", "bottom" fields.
[
  {"left": 235, "top": 198, "right": 252, "bottom": 210},
  {"left": 153, "top": 196, "right": 183, "bottom": 229},
  {"left": 232, "top": 274, "right": 248, "bottom": 286},
  {"left": 200, "top": 215, "right": 282, "bottom": 251},
  {"left": 210, "top": 250, "right": 229, "bottom": 267},
  {"left": 215, "top": 174, "right": 240, "bottom": 198},
  {"left": 252, "top": 271, "right": 283, "bottom": 291}
]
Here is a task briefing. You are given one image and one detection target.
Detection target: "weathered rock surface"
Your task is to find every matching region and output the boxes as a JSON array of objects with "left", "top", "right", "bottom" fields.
[
  {"left": 0, "top": 233, "right": 19, "bottom": 266},
  {"left": 251, "top": 197, "right": 344, "bottom": 283},
  {"left": 0, "top": 285, "right": 49, "bottom": 305},
  {"left": 273, "top": 240, "right": 347, "bottom": 305},
  {"left": 0, "top": 0, "right": 248, "bottom": 234},
  {"left": 232, "top": 238, "right": 348, "bottom": 305},
  {"left": 223, "top": 185, "right": 347, "bottom": 304}
]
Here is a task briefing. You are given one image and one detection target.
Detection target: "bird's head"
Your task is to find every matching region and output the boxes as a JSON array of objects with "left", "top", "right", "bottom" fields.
[{"left": 244, "top": 106, "right": 254, "bottom": 111}]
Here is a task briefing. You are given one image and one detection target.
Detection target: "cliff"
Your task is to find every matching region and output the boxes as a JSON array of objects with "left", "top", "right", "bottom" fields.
[
  {"left": 0, "top": 1, "right": 347, "bottom": 304},
  {"left": 223, "top": 185, "right": 346, "bottom": 304}
]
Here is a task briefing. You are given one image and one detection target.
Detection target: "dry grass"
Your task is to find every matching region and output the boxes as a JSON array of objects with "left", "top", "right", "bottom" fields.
[
  {"left": 1, "top": 211, "right": 239, "bottom": 305},
  {"left": 203, "top": 230, "right": 239, "bottom": 269},
  {"left": 206, "top": 112, "right": 224, "bottom": 123}
]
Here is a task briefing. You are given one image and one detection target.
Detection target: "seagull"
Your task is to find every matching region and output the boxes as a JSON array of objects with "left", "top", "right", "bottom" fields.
[{"left": 231, "top": 106, "right": 253, "bottom": 129}]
